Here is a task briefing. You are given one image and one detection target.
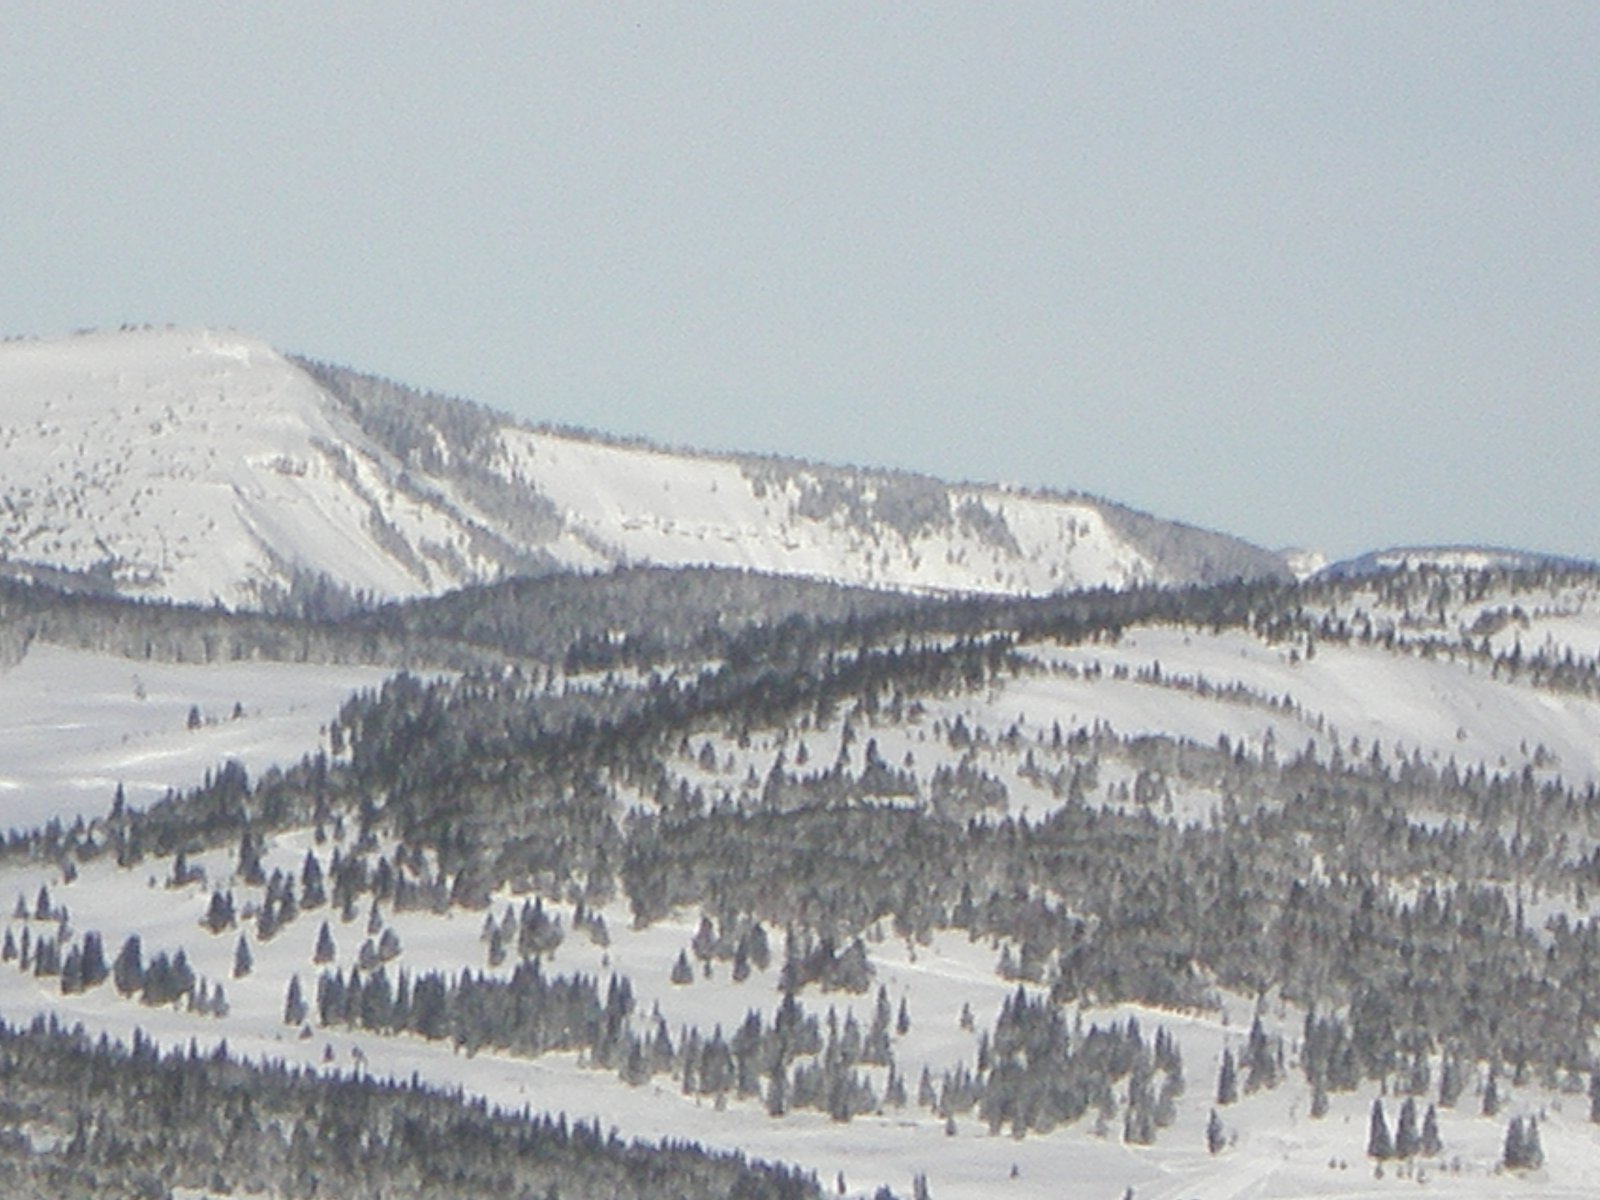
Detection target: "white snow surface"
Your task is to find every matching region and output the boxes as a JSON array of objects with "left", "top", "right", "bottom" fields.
[
  {"left": 0, "top": 327, "right": 1280, "bottom": 607},
  {"left": 0, "top": 641, "right": 390, "bottom": 830},
  {"left": 0, "top": 329, "right": 482, "bottom": 605},
  {"left": 1033, "top": 625, "right": 1600, "bottom": 787},
  {"left": 494, "top": 424, "right": 1156, "bottom": 595}
]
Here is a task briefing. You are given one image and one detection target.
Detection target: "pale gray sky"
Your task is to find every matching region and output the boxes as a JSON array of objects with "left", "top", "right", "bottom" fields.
[{"left": 3, "top": 3, "right": 1596, "bottom": 562}]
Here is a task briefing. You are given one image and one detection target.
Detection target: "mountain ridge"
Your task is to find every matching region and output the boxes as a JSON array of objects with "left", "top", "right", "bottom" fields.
[{"left": 0, "top": 326, "right": 1288, "bottom": 609}]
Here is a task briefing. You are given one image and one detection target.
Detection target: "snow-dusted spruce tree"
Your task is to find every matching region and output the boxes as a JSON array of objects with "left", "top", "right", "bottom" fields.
[
  {"left": 1367, "top": 1099, "right": 1393, "bottom": 1160},
  {"left": 1420, "top": 1103, "right": 1442, "bottom": 1156},
  {"left": 1216, "top": 1048, "right": 1238, "bottom": 1105},
  {"left": 1394, "top": 1097, "right": 1419, "bottom": 1157},
  {"left": 1206, "top": 1108, "right": 1225, "bottom": 1154}
]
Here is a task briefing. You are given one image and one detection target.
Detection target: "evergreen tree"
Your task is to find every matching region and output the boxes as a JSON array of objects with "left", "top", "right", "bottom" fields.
[
  {"left": 1367, "top": 1098, "right": 1393, "bottom": 1160},
  {"left": 314, "top": 921, "right": 337, "bottom": 965},
  {"left": 1524, "top": 1116, "right": 1543, "bottom": 1169},
  {"left": 1206, "top": 1108, "right": 1225, "bottom": 1154},
  {"left": 1503, "top": 1116, "right": 1526, "bottom": 1169},
  {"left": 691, "top": 915, "right": 717, "bottom": 964},
  {"left": 1438, "top": 1054, "right": 1463, "bottom": 1107},
  {"left": 79, "top": 931, "right": 107, "bottom": 988},
  {"left": 671, "top": 949, "right": 694, "bottom": 985},
  {"left": 1310, "top": 1081, "right": 1329, "bottom": 1118},
  {"left": 1482, "top": 1071, "right": 1501, "bottom": 1117},
  {"left": 863, "top": 987, "right": 893, "bottom": 1064},
  {"left": 204, "top": 890, "right": 236, "bottom": 934},
  {"left": 301, "top": 851, "right": 327, "bottom": 908},
  {"left": 1216, "top": 1049, "right": 1238, "bottom": 1105},
  {"left": 1420, "top": 1104, "right": 1442, "bottom": 1156},
  {"left": 237, "top": 831, "right": 265, "bottom": 886},
  {"left": 1395, "top": 1097, "right": 1419, "bottom": 1158},
  {"left": 1243, "top": 1016, "right": 1278, "bottom": 1092},
  {"left": 284, "top": 974, "right": 307, "bottom": 1026},
  {"left": 112, "top": 934, "right": 143, "bottom": 996},
  {"left": 747, "top": 922, "right": 771, "bottom": 971},
  {"left": 233, "top": 934, "right": 253, "bottom": 979},
  {"left": 256, "top": 894, "right": 279, "bottom": 942},
  {"left": 58, "top": 946, "right": 84, "bottom": 994},
  {"left": 140, "top": 950, "right": 195, "bottom": 1006}
]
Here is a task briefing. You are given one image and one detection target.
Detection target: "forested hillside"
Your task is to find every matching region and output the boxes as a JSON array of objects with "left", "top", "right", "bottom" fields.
[{"left": 4, "top": 561, "right": 1600, "bottom": 1196}]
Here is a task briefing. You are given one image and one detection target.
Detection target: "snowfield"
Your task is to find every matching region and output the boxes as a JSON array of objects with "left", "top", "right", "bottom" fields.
[
  {"left": 1035, "top": 626, "right": 1600, "bottom": 789},
  {"left": 0, "top": 641, "right": 392, "bottom": 830}
]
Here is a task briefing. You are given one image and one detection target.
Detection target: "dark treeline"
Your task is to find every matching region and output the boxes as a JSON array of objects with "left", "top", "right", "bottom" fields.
[
  {"left": 0, "top": 577, "right": 491, "bottom": 671},
  {"left": 348, "top": 565, "right": 925, "bottom": 672},
  {"left": 11, "top": 546, "right": 1598, "bottom": 705},
  {"left": 0, "top": 548, "right": 1301, "bottom": 678},
  {"left": 0, "top": 1015, "right": 822, "bottom": 1200}
]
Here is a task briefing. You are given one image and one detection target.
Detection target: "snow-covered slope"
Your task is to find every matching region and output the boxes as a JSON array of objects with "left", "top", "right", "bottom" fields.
[
  {"left": 6, "top": 567, "right": 1600, "bottom": 1197},
  {"left": 0, "top": 327, "right": 1287, "bottom": 608},
  {"left": 0, "top": 329, "right": 473, "bottom": 607},
  {"left": 0, "top": 642, "right": 397, "bottom": 831},
  {"left": 1320, "top": 545, "right": 1596, "bottom": 579}
]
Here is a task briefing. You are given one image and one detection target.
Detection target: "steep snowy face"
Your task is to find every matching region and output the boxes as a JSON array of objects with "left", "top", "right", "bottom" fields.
[
  {"left": 0, "top": 328, "right": 511, "bottom": 607},
  {"left": 0, "top": 327, "right": 1289, "bottom": 608},
  {"left": 310, "top": 358, "right": 1291, "bottom": 598}
]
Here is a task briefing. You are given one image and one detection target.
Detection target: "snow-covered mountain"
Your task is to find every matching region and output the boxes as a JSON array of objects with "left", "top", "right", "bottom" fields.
[{"left": 0, "top": 327, "right": 1287, "bottom": 609}]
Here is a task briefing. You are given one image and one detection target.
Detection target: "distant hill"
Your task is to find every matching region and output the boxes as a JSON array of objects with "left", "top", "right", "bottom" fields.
[
  {"left": 1318, "top": 544, "right": 1597, "bottom": 580},
  {"left": 0, "top": 327, "right": 1288, "bottom": 609}
]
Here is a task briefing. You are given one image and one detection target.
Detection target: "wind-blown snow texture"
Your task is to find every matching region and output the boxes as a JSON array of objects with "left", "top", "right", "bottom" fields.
[{"left": 0, "top": 327, "right": 1287, "bottom": 608}]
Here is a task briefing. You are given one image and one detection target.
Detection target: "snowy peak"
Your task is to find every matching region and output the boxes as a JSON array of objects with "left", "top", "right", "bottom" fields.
[
  {"left": 0, "top": 327, "right": 1289, "bottom": 609},
  {"left": 0, "top": 328, "right": 464, "bottom": 606}
]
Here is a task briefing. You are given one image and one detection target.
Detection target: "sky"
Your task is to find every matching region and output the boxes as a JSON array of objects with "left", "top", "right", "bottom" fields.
[{"left": 2, "top": 3, "right": 1596, "bottom": 564}]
